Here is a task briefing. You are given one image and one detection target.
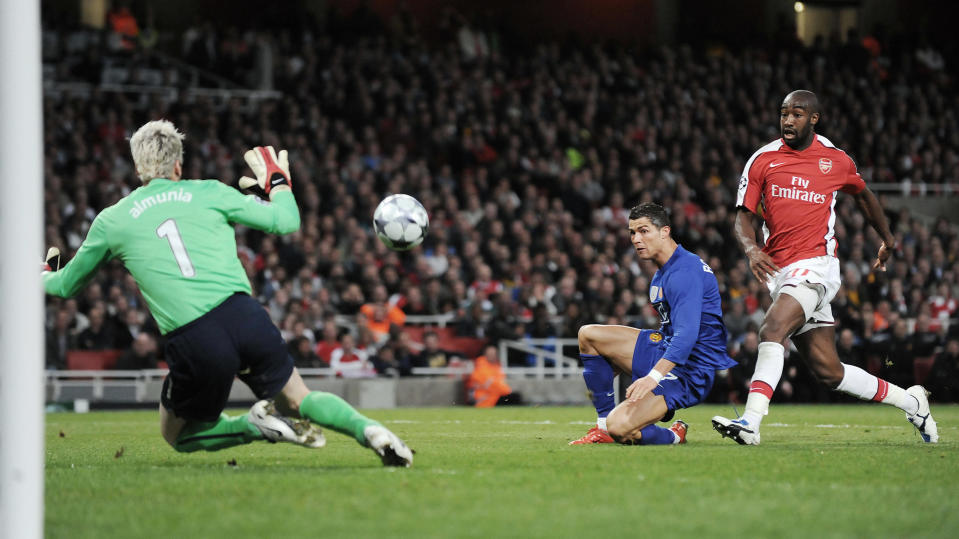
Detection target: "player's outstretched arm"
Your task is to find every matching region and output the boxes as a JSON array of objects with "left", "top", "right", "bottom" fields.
[
  {"left": 853, "top": 186, "right": 896, "bottom": 271},
  {"left": 734, "top": 207, "right": 780, "bottom": 282},
  {"left": 43, "top": 216, "right": 112, "bottom": 298}
]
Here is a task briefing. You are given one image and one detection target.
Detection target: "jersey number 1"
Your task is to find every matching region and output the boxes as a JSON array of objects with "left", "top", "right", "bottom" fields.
[{"left": 156, "top": 219, "right": 196, "bottom": 277}]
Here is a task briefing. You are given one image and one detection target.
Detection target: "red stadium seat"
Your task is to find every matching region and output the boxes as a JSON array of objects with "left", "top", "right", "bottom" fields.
[
  {"left": 435, "top": 327, "right": 456, "bottom": 341},
  {"left": 447, "top": 337, "right": 486, "bottom": 358},
  {"left": 66, "top": 349, "right": 122, "bottom": 370},
  {"left": 402, "top": 327, "right": 487, "bottom": 359},
  {"left": 913, "top": 356, "right": 935, "bottom": 386},
  {"left": 403, "top": 326, "right": 425, "bottom": 343}
]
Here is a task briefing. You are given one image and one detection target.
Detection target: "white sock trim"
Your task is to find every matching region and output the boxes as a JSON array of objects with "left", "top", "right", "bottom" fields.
[
  {"left": 751, "top": 341, "right": 785, "bottom": 392},
  {"left": 837, "top": 364, "right": 918, "bottom": 415}
]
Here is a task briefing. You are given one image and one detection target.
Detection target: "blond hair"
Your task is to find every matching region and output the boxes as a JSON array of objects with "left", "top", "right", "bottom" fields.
[{"left": 129, "top": 120, "right": 185, "bottom": 184}]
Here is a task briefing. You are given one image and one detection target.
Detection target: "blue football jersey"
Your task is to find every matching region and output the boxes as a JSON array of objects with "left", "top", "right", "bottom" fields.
[{"left": 648, "top": 245, "right": 736, "bottom": 373}]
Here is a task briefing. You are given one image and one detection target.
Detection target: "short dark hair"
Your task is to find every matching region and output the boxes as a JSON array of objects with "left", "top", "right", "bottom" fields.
[{"left": 628, "top": 202, "right": 670, "bottom": 228}]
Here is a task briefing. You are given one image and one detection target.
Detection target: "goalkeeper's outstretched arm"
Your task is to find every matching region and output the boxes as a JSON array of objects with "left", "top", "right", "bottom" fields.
[
  {"left": 225, "top": 188, "right": 301, "bottom": 235},
  {"left": 43, "top": 216, "right": 111, "bottom": 298}
]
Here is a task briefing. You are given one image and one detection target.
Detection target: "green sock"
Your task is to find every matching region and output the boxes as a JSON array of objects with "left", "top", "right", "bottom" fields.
[
  {"left": 174, "top": 413, "right": 263, "bottom": 453},
  {"left": 299, "top": 391, "right": 380, "bottom": 445}
]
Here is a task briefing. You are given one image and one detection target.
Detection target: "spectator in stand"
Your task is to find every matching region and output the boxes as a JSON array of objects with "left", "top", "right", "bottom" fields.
[
  {"left": 109, "top": 304, "right": 134, "bottom": 349},
  {"left": 879, "top": 319, "right": 915, "bottom": 389},
  {"left": 831, "top": 284, "right": 861, "bottom": 334},
  {"left": 414, "top": 330, "right": 463, "bottom": 369},
  {"left": 872, "top": 300, "right": 894, "bottom": 334},
  {"left": 836, "top": 328, "right": 866, "bottom": 370},
  {"left": 329, "top": 332, "right": 376, "bottom": 378},
  {"left": 929, "top": 282, "right": 956, "bottom": 332},
  {"left": 360, "top": 284, "right": 406, "bottom": 343},
  {"left": 726, "top": 330, "right": 759, "bottom": 404},
  {"left": 926, "top": 338, "right": 959, "bottom": 403},
  {"left": 370, "top": 344, "right": 403, "bottom": 377},
  {"left": 337, "top": 283, "right": 365, "bottom": 316},
  {"left": 62, "top": 298, "right": 88, "bottom": 335},
  {"left": 115, "top": 332, "right": 159, "bottom": 370},
  {"left": 403, "top": 286, "right": 431, "bottom": 316},
  {"left": 779, "top": 349, "right": 833, "bottom": 404},
  {"left": 122, "top": 307, "right": 151, "bottom": 341},
  {"left": 313, "top": 321, "right": 340, "bottom": 366},
  {"left": 466, "top": 345, "right": 521, "bottom": 407},
  {"left": 912, "top": 312, "right": 941, "bottom": 383},
  {"left": 723, "top": 300, "right": 750, "bottom": 342},
  {"left": 106, "top": 2, "right": 140, "bottom": 51},
  {"left": 468, "top": 264, "right": 503, "bottom": 301},
  {"left": 289, "top": 335, "right": 323, "bottom": 369},
  {"left": 46, "top": 308, "right": 75, "bottom": 370},
  {"left": 76, "top": 304, "right": 118, "bottom": 350},
  {"left": 549, "top": 275, "right": 582, "bottom": 318},
  {"left": 860, "top": 302, "right": 877, "bottom": 342},
  {"left": 389, "top": 330, "right": 419, "bottom": 376}
]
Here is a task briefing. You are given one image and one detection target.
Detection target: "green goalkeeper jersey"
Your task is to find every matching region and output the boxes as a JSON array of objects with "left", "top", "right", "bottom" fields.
[{"left": 44, "top": 178, "right": 300, "bottom": 334}]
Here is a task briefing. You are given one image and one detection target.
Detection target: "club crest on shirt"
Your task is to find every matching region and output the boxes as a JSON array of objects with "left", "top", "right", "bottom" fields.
[
  {"left": 819, "top": 157, "right": 832, "bottom": 174},
  {"left": 649, "top": 285, "right": 663, "bottom": 303},
  {"left": 648, "top": 332, "right": 663, "bottom": 343}
]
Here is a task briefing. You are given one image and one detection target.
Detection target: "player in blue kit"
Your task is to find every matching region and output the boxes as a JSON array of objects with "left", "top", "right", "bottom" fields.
[{"left": 570, "top": 203, "right": 736, "bottom": 445}]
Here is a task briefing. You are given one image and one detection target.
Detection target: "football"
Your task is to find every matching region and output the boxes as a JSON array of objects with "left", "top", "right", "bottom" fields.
[{"left": 372, "top": 194, "right": 429, "bottom": 251}]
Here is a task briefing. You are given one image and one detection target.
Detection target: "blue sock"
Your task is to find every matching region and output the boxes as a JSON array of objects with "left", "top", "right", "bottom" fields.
[
  {"left": 581, "top": 354, "right": 615, "bottom": 420},
  {"left": 638, "top": 424, "right": 676, "bottom": 445}
]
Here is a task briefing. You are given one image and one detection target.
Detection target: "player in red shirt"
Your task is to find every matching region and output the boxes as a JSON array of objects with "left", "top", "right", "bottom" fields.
[{"left": 712, "top": 90, "right": 938, "bottom": 444}]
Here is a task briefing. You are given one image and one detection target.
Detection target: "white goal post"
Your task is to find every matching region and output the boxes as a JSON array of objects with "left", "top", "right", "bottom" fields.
[{"left": 0, "top": 0, "right": 44, "bottom": 537}]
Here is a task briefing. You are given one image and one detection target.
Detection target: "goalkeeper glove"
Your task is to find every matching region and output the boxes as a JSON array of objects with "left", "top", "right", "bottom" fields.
[
  {"left": 238, "top": 146, "right": 291, "bottom": 196},
  {"left": 43, "top": 247, "right": 61, "bottom": 272}
]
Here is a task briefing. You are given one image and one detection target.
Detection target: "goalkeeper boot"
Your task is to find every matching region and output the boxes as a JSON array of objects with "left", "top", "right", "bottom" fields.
[
  {"left": 249, "top": 400, "right": 326, "bottom": 448},
  {"left": 568, "top": 426, "right": 614, "bottom": 445},
  {"left": 905, "top": 386, "right": 939, "bottom": 443},
  {"left": 711, "top": 416, "right": 760, "bottom": 446},
  {"left": 669, "top": 420, "right": 689, "bottom": 444},
  {"left": 364, "top": 425, "right": 414, "bottom": 467}
]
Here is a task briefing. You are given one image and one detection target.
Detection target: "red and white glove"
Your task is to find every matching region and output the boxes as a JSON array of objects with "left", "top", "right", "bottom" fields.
[
  {"left": 43, "top": 247, "right": 61, "bottom": 272},
  {"left": 238, "top": 146, "right": 291, "bottom": 196}
]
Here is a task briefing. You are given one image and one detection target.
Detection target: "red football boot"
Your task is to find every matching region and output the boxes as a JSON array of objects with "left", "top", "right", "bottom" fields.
[
  {"left": 569, "top": 426, "right": 614, "bottom": 445},
  {"left": 669, "top": 420, "right": 688, "bottom": 444}
]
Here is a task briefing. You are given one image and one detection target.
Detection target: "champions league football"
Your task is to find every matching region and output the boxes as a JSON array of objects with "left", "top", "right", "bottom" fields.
[{"left": 372, "top": 194, "right": 429, "bottom": 251}]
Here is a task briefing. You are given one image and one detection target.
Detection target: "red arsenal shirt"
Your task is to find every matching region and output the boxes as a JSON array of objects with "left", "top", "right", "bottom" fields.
[{"left": 736, "top": 135, "right": 866, "bottom": 267}]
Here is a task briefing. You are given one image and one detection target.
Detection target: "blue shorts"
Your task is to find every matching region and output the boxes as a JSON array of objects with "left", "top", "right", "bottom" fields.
[
  {"left": 631, "top": 329, "right": 717, "bottom": 421},
  {"left": 161, "top": 293, "right": 294, "bottom": 422}
]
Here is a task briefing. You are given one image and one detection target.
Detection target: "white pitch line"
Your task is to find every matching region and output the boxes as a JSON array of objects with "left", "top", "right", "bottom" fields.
[{"left": 382, "top": 419, "right": 954, "bottom": 430}]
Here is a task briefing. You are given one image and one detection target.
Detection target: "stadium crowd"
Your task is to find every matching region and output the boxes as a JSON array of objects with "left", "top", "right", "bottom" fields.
[{"left": 40, "top": 7, "right": 959, "bottom": 402}]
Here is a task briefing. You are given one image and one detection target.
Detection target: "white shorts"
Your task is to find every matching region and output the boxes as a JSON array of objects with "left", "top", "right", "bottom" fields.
[{"left": 766, "top": 256, "right": 840, "bottom": 336}]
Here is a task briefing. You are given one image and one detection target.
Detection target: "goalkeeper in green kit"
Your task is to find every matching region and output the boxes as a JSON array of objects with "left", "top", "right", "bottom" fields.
[{"left": 43, "top": 120, "right": 413, "bottom": 466}]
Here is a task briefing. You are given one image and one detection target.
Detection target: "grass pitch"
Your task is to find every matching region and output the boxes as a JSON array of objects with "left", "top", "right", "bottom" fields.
[{"left": 46, "top": 404, "right": 958, "bottom": 538}]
